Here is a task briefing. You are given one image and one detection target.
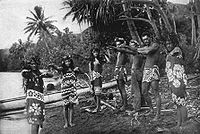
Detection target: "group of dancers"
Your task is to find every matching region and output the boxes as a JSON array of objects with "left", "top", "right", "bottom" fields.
[{"left": 21, "top": 32, "right": 188, "bottom": 134}]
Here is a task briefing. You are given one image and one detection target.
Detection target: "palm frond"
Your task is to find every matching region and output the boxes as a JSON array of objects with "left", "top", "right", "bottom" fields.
[
  {"left": 29, "top": 10, "right": 39, "bottom": 20},
  {"left": 26, "top": 17, "right": 37, "bottom": 22}
]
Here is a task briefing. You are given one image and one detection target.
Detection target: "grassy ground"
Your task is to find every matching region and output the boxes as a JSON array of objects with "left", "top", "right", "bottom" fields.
[{"left": 41, "top": 76, "right": 200, "bottom": 134}]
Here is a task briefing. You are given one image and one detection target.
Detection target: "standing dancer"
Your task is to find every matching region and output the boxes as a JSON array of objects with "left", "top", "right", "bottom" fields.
[
  {"left": 49, "top": 55, "right": 82, "bottom": 128},
  {"left": 89, "top": 47, "right": 110, "bottom": 113},
  {"left": 165, "top": 39, "right": 188, "bottom": 127},
  {"left": 22, "top": 57, "right": 52, "bottom": 134}
]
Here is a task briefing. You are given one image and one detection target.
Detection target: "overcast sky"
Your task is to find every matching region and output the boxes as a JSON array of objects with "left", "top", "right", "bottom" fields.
[{"left": 0, "top": 0, "right": 189, "bottom": 49}]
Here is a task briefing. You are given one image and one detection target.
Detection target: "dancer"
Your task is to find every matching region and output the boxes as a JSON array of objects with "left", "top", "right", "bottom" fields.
[
  {"left": 89, "top": 47, "right": 110, "bottom": 113},
  {"left": 22, "top": 57, "right": 53, "bottom": 134},
  {"left": 165, "top": 38, "right": 188, "bottom": 127},
  {"left": 49, "top": 55, "right": 82, "bottom": 128}
]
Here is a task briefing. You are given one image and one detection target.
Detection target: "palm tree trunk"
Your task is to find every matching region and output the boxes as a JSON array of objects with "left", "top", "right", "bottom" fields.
[
  {"left": 194, "top": 0, "right": 200, "bottom": 36},
  {"left": 146, "top": 4, "right": 160, "bottom": 38},
  {"left": 153, "top": 0, "right": 173, "bottom": 33},
  {"left": 191, "top": 5, "right": 197, "bottom": 46},
  {"left": 44, "top": 34, "right": 51, "bottom": 54},
  {"left": 79, "top": 24, "right": 83, "bottom": 42},
  {"left": 121, "top": 0, "right": 142, "bottom": 44},
  {"left": 172, "top": 14, "right": 177, "bottom": 34}
]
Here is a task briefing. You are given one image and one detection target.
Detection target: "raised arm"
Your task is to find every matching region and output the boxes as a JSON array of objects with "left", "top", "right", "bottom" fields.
[
  {"left": 137, "top": 42, "right": 159, "bottom": 54},
  {"left": 109, "top": 46, "right": 138, "bottom": 55},
  {"left": 48, "top": 64, "right": 63, "bottom": 73}
]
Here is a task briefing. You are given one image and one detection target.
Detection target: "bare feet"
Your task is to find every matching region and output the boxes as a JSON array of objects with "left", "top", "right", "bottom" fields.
[
  {"left": 63, "top": 124, "right": 69, "bottom": 128},
  {"left": 69, "top": 123, "right": 75, "bottom": 127}
]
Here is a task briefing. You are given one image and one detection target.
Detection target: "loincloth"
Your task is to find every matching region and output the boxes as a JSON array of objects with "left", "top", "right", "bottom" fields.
[
  {"left": 114, "top": 66, "right": 127, "bottom": 82},
  {"left": 142, "top": 65, "right": 160, "bottom": 82}
]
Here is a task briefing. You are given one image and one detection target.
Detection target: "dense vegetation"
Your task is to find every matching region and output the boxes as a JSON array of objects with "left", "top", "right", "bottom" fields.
[{"left": 0, "top": 0, "right": 200, "bottom": 76}]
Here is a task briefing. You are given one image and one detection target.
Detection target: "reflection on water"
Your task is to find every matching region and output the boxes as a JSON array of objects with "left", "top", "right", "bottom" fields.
[
  {"left": 0, "top": 113, "right": 31, "bottom": 134},
  {"left": 0, "top": 72, "right": 24, "bottom": 100},
  {"left": 0, "top": 72, "right": 58, "bottom": 134}
]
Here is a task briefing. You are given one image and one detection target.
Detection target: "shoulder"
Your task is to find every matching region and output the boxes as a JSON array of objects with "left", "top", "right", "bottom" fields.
[{"left": 152, "top": 42, "right": 159, "bottom": 48}]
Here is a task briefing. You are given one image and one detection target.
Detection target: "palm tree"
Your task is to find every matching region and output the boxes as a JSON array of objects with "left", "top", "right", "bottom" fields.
[{"left": 24, "top": 6, "right": 56, "bottom": 53}]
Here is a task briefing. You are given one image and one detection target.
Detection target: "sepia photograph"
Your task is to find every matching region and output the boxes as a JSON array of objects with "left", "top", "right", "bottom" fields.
[{"left": 0, "top": 0, "right": 200, "bottom": 134}]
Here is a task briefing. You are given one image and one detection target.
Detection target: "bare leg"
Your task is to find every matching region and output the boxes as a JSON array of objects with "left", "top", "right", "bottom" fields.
[
  {"left": 117, "top": 80, "right": 123, "bottom": 106},
  {"left": 177, "top": 106, "right": 181, "bottom": 127},
  {"left": 63, "top": 105, "right": 69, "bottom": 128},
  {"left": 180, "top": 105, "right": 188, "bottom": 125},
  {"left": 31, "top": 124, "right": 39, "bottom": 134},
  {"left": 142, "top": 82, "right": 153, "bottom": 111},
  {"left": 93, "top": 95, "right": 100, "bottom": 112},
  {"left": 131, "top": 70, "right": 141, "bottom": 110},
  {"left": 151, "top": 81, "right": 161, "bottom": 121},
  {"left": 118, "top": 79, "right": 127, "bottom": 111},
  {"left": 69, "top": 103, "right": 75, "bottom": 127}
]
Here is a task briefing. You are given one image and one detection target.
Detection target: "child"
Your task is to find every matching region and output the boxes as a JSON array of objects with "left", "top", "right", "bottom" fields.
[
  {"left": 89, "top": 47, "right": 110, "bottom": 113},
  {"left": 49, "top": 55, "right": 82, "bottom": 128},
  {"left": 165, "top": 39, "right": 188, "bottom": 127},
  {"left": 22, "top": 57, "right": 53, "bottom": 134}
]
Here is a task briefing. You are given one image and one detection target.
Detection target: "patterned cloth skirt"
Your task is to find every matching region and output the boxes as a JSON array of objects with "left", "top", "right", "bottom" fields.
[
  {"left": 142, "top": 65, "right": 160, "bottom": 82},
  {"left": 61, "top": 86, "right": 78, "bottom": 105},
  {"left": 91, "top": 71, "right": 102, "bottom": 95},
  {"left": 26, "top": 89, "right": 45, "bottom": 126}
]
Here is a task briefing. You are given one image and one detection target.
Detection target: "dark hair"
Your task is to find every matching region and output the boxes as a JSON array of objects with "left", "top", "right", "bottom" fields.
[
  {"left": 61, "top": 55, "right": 75, "bottom": 73},
  {"left": 89, "top": 47, "right": 100, "bottom": 61},
  {"left": 141, "top": 32, "right": 151, "bottom": 38},
  {"left": 168, "top": 33, "right": 185, "bottom": 59},
  {"left": 89, "top": 47, "right": 104, "bottom": 70}
]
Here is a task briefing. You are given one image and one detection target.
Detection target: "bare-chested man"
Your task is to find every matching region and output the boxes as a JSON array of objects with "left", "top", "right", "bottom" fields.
[
  {"left": 110, "top": 37, "right": 138, "bottom": 111},
  {"left": 129, "top": 39, "right": 146, "bottom": 111},
  {"left": 137, "top": 32, "right": 161, "bottom": 121}
]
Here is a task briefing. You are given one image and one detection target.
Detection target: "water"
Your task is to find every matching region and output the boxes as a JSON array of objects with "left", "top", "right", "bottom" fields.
[
  {"left": 0, "top": 72, "right": 56, "bottom": 134},
  {"left": 0, "top": 72, "right": 24, "bottom": 100}
]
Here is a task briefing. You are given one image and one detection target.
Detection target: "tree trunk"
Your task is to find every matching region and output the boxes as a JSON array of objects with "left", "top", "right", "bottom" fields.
[
  {"left": 146, "top": 4, "right": 160, "bottom": 38},
  {"left": 191, "top": 5, "right": 197, "bottom": 46},
  {"left": 172, "top": 14, "right": 177, "bottom": 34},
  {"left": 121, "top": 0, "right": 142, "bottom": 44},
  {"left": 153, "top": 0, "right": 173, "bottom": 33},
  {"left": 194, "top": 0, "right": 200, "bottom": 33}
]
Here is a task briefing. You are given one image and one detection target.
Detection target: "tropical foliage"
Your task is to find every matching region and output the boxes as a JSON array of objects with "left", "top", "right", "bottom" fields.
[{"left": 24, "top": 6, "right": 57, "bottom": 52}]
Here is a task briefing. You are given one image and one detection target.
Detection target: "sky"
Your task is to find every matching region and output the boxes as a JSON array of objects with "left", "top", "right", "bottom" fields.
[{"left": 0, "top": 0, "right": 189, "bottom": 49}]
